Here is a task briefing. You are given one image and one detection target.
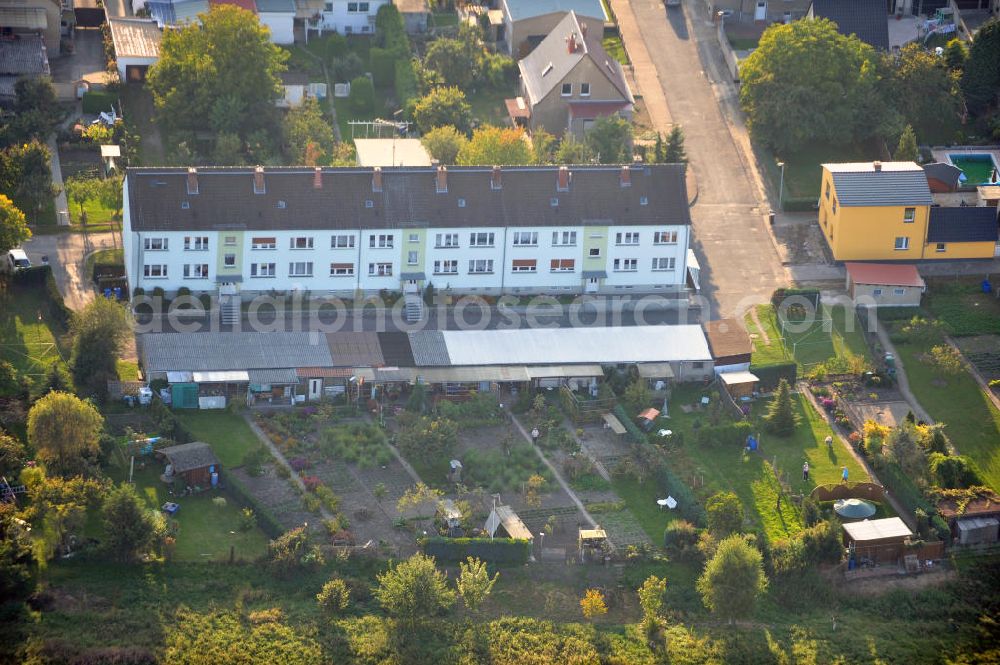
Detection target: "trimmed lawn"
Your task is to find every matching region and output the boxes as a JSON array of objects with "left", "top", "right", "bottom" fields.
[
  {"left": 125, "top": 466, "right": 269, "bottom": 561},
  {"left": 468, "top": 84, "right": 519, "bottom": 128},
  {"left": 121, "top": 83, "right": 165, "bottom": 166},
  {"left": 84, "top": 248, "right": 123, "bottom": 284},
  {"left": 611, "top": 475, "right": 680, "bottom": 543},
  {"left": 0, "top": 283, "right": 71, "bottom": 384},
  {"left": 676, "top": 394, "right": 867, "bottom": 543},
  {"left": 895, "top": 341, "right": 1000, "bottom": 491},
  {"left": 430, "top": 11, "right": 459, "bottom": 27},
  {"left": 175, "top": 411, "right": 261, "bottom": 468},
  {"left": 117, "top": 359, "right": 139, "bottom": 381},
  {"left": 745, "top": 304, "right": 871, "bottom": 371}
]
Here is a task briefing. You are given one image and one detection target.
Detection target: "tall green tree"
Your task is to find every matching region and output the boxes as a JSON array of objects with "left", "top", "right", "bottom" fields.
[
  {"left": 212, "top": 132, "right": 245, "bottom": 166},
  {"left": 1, "top": 77, "right": 64, "bottom": 145},
  {"left": 531, "top": 129, "right": 557, "bottom": 164},
  {"left": 763, "top": 378, "right": 800, "bottom": 436},
  {"left": 421, "top": 125, "right": 468, "bottom": 164},
  {"left": 894, "top": 124, "right": 919, "bottom": 162},
  {"left": 70, "top": 297, "right": 131, "bottom": 401},
  {"left": 960, "top": 18, "right": 1000, "bottom": 115},
  {"left": 97, "top": 176, "right": 124, "bottom": 218},
  {"left": 663, "top": 126, "right": 688, "bottom": 164},
  {"left": 102, "top": 483, "right": 158, "bottom": 562},
  {"left": 697, "top": 534, "right": 768, "bottom": 624},
  {"left": 412, "top": 86, "right": 472, "bottom": 133},
  {"left": 888, "top": 44, "right": 963, "bottom": 143},
  {"left": 457, "top": 126, "right": 534, "bottom": 165},
  {"left": 739, "top": 19, "right": 881, "bottom": 154},
  {"left": 943, "top": 38, "right": 968, "bottom": 71},
  {"left": 423, "top": 37, "right": 478, "bottom": 89},
  {"left": 27, "top": 391, "right": 104, "bottom": 477},
  {"left": 146, "top": 5, "right": 287, "bottom": 136},
  {"left": 456, "top": 556, "right": 499, "bottom": 613},
  {"left": 0, "top": 194, "right": 30, "bottom": 254},
  {"left": 64, "top": 176, "right": 100, "bottom": 221},
  {"left": 586, "top": 116, "right": 632, "bottom": 164},
  {"left": 374, "top": 552, "right": 455, "bottom": 628},
  {"left": 638, "top": 575, "right": 667, "bottom": 634},
  {"left": 283, "top": 98, "right": 335, "bottom": 165},
  {"left": 1, "top": 140, "right": 56, "bottom": 222},
  {"left": 0, "top": 430, "right": 27, "bottom": 479},
  {"left": 705, "top": 491, "right": 745, "bottom": 537}
]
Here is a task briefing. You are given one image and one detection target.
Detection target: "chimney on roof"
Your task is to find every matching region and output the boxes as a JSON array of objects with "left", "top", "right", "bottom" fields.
[
  {"left": 873, "top": 161, "right": 882, "bottom": 172},
  {"left": 186, "top": 167, "right": 198, "bottom": 195},
  {"left": 253, "top": 166, "right": 265, "bottom": 194},
  {"left": 313, "top": 167, "right": 323, "bottom": 189},
  {"left": 567, "top": 32, "right": 577, "bottom": 54},
  {"left": 557, "top": 166, "right": 571, "bottom": 192},
  {"left": 372, "top": 166, "right": 383, "bottom": 193},
  {"left": 619, "top": 165, "right": 631, "bottom": 188},
  {"left": 436, "top": 165, "right": 448, "bottom": 193},
  {"left": 491, "top": 165, "right": 502, "bottom": 190}
]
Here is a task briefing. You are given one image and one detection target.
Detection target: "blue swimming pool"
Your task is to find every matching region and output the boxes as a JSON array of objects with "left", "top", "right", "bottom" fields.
[{"left": 949, "top": 153, "right": 1000, "bottom": 186}]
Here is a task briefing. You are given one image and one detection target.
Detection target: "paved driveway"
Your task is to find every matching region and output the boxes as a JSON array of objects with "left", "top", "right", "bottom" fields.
[
  {"left": 23, "top": 231, "right": 118, "bottom": 311},
  {"left": 611, "top": 0, "right": 787, "bottom": 318}
]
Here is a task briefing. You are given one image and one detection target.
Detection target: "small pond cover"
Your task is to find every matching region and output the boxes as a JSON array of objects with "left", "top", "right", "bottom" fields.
[{"left": 834, "top": 498, "right": 877, "bottom": 519}]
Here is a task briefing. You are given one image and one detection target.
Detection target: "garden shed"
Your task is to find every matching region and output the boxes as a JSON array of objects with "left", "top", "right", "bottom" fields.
[
  {"left": 843, "top": 517, "right": 913, "bottom": 564},
  {"left": 956, "top": 517, "right": 999, "bottom": 546},
  {"left": 158, "top": 442, "right": 221, "bottom": 489},
  {"left": 846, "top": 263, "right": 925, "bottom": 308},
  {"left": 719, "top": 370, "right": 759, "bottom": 400}
]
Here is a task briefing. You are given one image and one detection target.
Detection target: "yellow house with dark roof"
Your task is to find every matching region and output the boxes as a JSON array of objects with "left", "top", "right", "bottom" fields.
[{"left": 818, "top": 161, "right": 998, "bottom": 261}]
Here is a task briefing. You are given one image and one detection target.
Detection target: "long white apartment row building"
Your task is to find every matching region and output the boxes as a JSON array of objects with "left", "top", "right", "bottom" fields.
[{"left": 122, "top": 164, "right": 693, "bottom": 299}]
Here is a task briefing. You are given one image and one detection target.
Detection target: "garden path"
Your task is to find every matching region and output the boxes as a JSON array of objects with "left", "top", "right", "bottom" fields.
[
  {"left": 798, "top": 382, "right": 916, "bottom": 530},
  {"left": 875, "top": 321, "right": 934, "bottom": 425},
  {"left": 506, "top": 410, "right": 598, "bottom": 530},
  {"left": 243, "top": 413, "right": 334, "bottom": 521}
]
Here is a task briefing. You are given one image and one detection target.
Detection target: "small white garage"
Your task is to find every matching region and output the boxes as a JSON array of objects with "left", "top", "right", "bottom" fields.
[{"left": 108, "top": 18, "right": 162, "bottom": 82}]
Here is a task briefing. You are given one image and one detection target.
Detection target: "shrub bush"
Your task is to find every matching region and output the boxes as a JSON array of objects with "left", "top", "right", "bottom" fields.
[
  {"left": 750, "top": 362, "right": 797, "bottom": 391},
  {"left": 422, "top": 537, "right": 529, "bottom": 565},
  {"left": 82, "top": 90, "right": 119, "bottom": 114},
  {"left": 613, "top": 403, "right": 646, "bottom": 444},
  {"left": 694, "top": 421, "right": 753, "bottom": 448},
  {"left": 316, "top": 577, "right": 350, "bottom": 614},
  {"left": 663, "top": 520, "right": 701, "bottom": 561},
  {"left": 369, "top": 47, "right": 395, "bottom": 87},
  {"left": 349, "top": 76, "right": 375, "bottom": 114}
]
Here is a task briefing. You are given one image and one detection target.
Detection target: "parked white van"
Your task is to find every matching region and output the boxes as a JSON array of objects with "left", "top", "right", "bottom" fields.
[{"left": 4, "top": 248, "right": 32, "bottom": 273}]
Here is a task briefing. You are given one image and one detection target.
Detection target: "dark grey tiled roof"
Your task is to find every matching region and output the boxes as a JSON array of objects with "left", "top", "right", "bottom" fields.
[
  {"left": 140, "top": 331, "right": 333, "bottom": 372},
  {"left": 826, "top": 162, "right": 933, "bottom": 207},
  {"left": 922, "top": 162, "right": 962, "bottom": 188},
  {"left": 0, "top": 34, "right": 50, "bottom": 76},
  {"left": 125, "top": 165, "right": 690, "bottom": 232},
  {"left": 407, "top": 331, "right": 450, "bottom": 366},
  {"left": 927, "top": 206, "right": 998, "bottom": 243},
  {"left": 377, "top": 332, "right": 417, "bottom": 367},
  {"left": 810, "top": 0, "right": 890, "bottom": 50}
]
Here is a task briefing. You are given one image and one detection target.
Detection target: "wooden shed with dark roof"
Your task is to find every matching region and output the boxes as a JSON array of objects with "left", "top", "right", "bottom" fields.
[
  {"left": 157, "top": 442, "right": 221, "bottom": 488},
  {"left": 703, "top": 319, "right": 752, "bottom": 372}
]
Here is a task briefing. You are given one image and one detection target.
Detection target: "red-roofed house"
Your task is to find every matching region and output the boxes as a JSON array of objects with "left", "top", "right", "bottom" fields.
[{"left": 846, "top": 262, "right": 926, "bottom": 307}]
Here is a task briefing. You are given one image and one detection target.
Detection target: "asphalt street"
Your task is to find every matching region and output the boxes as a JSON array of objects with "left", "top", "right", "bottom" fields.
[
  {"left": 133, "top": 297, "right": 703, "bottom": 334},
  {"left": 615, "top": 0, "right": 787, "bottom": 317}
]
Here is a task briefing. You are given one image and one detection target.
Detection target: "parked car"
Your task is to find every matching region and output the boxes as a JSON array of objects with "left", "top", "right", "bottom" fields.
[{"left": 3, "top": 248, "right": 31, "bottom": 273}]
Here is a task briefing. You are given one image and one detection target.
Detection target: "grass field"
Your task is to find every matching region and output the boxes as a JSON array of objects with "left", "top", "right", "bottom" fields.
[
  {"left": 894, "top": 341, "right": 1000, "bottom": 492},
  {"left": 122, "top": 466, "right": 269, "bottom": 561},
  {"left": 0, "top": 283, "right": 71, "bottom": 385},
  {"left": 769, "top": 141, "right": 873, "bottom": 201},
  {"left": 175, "top": 411, "right": 261, "bottom": 468},
  {"left": 745, "top": 304, "right": 871, "bottom": 371},
  {"left": 925, "top": 278, "right": 1000, "bottom": 336}
]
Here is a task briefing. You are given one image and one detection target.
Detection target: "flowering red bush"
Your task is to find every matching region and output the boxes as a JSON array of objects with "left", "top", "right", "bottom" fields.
[{"left": 302, "top": 475, "right": 322, "bottom": 492}]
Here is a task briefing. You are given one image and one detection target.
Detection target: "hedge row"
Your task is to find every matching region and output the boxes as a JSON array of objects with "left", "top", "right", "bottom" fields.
[
  {"left": 770, "top": 287, "right": 821, "bottom": 308},
  {"left": 613, "top": 404, "right": 646, "bottom": 444},
  {"left": 876, "top": 459, "right": 932, "bottom": 517},
  {"left": 394, "top": 58, "right": 418, "bottom": 109},
  {"left": 422, "top": 537, "right": 530, "bottom": 566},
  {"left": 655, "top": 467, "right": 705, "bottom": 527},
  {"left": 225, "top": 471, "right": 285, "bottom": 539},
  {"left": 82, "top": 90, "right": 119, "bottom": 115},
  {"left": 694, "top": 421, "right": 753, "bottom": 448},
  {"left": 749, "top": 362, "right": 797, "bottom": 391}
]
